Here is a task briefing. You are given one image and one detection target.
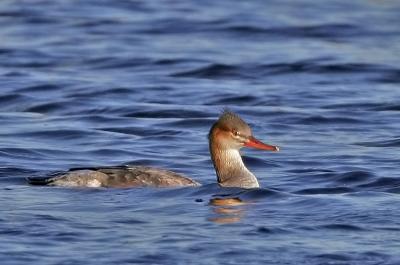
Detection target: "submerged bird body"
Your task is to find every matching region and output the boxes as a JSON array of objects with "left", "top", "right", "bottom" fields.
[
  {"left": 29, "top": 166, "right": 199, "bottom": 188},
  {"left": 27, "top": 111, "right": 279, "bottom": 188}
]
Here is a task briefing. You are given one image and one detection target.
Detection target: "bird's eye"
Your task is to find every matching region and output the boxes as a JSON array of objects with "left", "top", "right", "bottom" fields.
[{"left": 233, "top": 130, "right": 240, "bottom": 136}]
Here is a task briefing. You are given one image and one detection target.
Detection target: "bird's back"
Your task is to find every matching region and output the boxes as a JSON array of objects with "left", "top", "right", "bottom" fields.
[{"left": 27, "top": 166, "right": 200, "bottom": 188}]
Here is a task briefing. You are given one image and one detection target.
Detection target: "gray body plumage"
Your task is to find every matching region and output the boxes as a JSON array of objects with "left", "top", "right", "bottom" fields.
[{"left": 28, "top": 166, "right": 200, "bottom": 188}]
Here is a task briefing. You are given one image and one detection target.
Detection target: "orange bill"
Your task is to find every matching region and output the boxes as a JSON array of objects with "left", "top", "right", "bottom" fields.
[{"left": 244, "top": 136, "right": 279, "bottom": 151}]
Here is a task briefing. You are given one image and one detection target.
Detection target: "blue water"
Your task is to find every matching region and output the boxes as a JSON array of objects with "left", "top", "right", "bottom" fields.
[{"left": 1, "top": 0, "right": 400, "bottom": 264}]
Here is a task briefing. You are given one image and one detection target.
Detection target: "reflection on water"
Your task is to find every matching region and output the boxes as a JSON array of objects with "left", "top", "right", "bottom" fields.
[{"left": 208, "top": 197, "right": 248, "bottom": 224}]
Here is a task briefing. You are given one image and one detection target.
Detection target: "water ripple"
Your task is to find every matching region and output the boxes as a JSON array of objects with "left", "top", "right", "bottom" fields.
[
  {"left": 295, "top": 187, "right": 354, "bottom": 195},
  {"left": 171, "top": 62, "right": 398, "bottom": 81},
  {"left": 354, "top": 138, "right": 400, "bottom": 147}
]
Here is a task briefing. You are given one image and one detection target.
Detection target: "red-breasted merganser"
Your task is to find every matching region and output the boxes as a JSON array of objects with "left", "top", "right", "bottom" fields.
[{"left": 27, "top": 111, "right": 279, "bottom": 188}]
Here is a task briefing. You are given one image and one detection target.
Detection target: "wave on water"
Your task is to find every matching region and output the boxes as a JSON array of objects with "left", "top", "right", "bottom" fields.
[
  {"left": 354, "top": 138, "right": 400, "bottom": 147},
  {"left": 171, "top": 62, "right": 400, "bottom": 84}
]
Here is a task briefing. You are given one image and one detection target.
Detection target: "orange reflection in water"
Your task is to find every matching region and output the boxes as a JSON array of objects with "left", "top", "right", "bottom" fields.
[{"left": 208, "top": 197, "right": 248, "bottom": 224}]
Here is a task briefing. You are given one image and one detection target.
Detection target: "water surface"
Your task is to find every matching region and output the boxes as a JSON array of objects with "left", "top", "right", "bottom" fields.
[{"left": 1, "top": 0, "right": 400, "bottom": 264}]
